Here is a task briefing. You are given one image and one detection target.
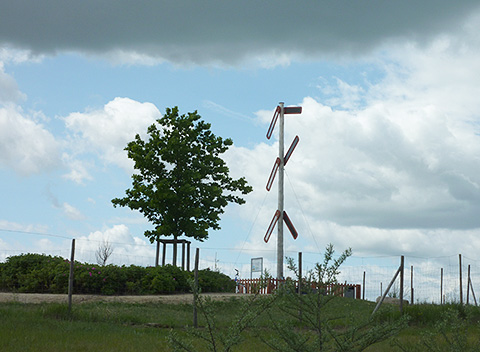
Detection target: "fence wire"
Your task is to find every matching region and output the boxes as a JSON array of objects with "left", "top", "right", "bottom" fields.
[{"left": 1, "top": 239, "right": 478, "bottom": 304}]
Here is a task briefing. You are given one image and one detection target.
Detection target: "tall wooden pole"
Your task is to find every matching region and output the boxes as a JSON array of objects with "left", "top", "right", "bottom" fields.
[
  {"left": 440, "top": 267, "right": 444, "bottom": 304},
  {"left": 298, "top": 252, "right": 302, "bottom": 321},
  {"left": 68, "top": 239, "right": 75, "bottom": 313},
  {"left": 187, "top": 242, "right": 191, "bottom": 272},
  {"left": 362, "top": 271, "right": 366, "bottom": 300},
  {"left": 173, "top": 237, "right": 178, "bottom": 267},
  {"left": 400, "top": 256, "right": 404, "bottom": 313},
  {"left": 155, "top": 240, "right": 160, "bottom": 267},
  {"left": 277, "top": 102, "right": 285, "bottom": 279},
  {"left": 193, "top": 248, "right": 200, "bottom": 328},
  {"left": 467, "top": 264, "right": 471, "bottom": 305},
  {"left": 162, "top": 242, "right": 166, "bottom": 267},
  {"left": 459, "top": 254, "right": 463, "bottom": 305},
  {"left": 411, "top": 265, "right": 414, "bottom": 305},
  {"left": 182, "top": 242, "right": 185, "bottom": 270},
  {"left": 298, "top": 252, "right": 302, "bottom": 294},
  {"left": 372, "top": 266, "right": 401, "bottom": 316},
  {"left": 470, "top": 276, "right": 478, "bottom": 306}
]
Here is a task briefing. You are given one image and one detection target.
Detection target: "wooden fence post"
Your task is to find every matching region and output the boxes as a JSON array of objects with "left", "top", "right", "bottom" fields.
[
  {"left": 181, "top": 242, "right": 185, "bottom": 271},
  {"left": 459, "top": 254, "right": 463, "bottom": 305},
  {"left": 411, "top": 265, "right": 414, "bottom": 305},
  {"left": 400, "top": 256, "right": 404, "bottom": 314},
  {"left": 440, "top": 267, "right": 444, "bottom": 305},
  {"left": 469, "top": 276, "right": 478, "bottom": 306},
  {"left": 467, "top": 264, "right": 471, "bottom": 305},
  {"left": 187, "top": 242, "right": 191, "bottom": 272},
  {"left": 362, "top": 271, "right": 366, "bottom": 300},
  {"left": 193, "top": 248, "right": 199, "bottom": 328},
  {"left": 298, "top": 252, "right": 302, "bottom": 321},
  {"left": 372, "top": 265, "right": 401, "bottom": 316},
  {"left": 155, "top": 240, "right": 160, "bottom": 267},
  {"left": 68, "top": 239, "right": 75, "bottom": 313},
  {"left": 162, "top": 242, "right": 166, "bottom": 267},
  {"left": 298, "top": 252, "right": 302, "bottom": 294}
]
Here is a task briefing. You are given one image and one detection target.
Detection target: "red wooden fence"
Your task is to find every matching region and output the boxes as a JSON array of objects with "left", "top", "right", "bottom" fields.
[{"left": 236, "top": 278, "right": 361, "bottom": 299}]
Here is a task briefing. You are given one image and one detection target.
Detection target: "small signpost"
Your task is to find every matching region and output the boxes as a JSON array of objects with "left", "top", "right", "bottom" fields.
[
  {"left": 283, "top": 106, "right": 302, "bottom": 114},
  {"left": 251, "top": 257, "right": 263, "bottom": 279},
  {"left": 264, "top": 102, "right": 302, "bottom": 279}
]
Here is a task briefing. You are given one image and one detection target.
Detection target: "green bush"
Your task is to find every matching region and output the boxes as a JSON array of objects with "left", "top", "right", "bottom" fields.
[
  {"left": 0, "top": 254, "right": 234, "bottom": 295},
  {"left": 197, "top": 268, "right": 235, "bottom": 293},
  {"left": 0, "top": 254, "right": 69, "bottom": 293}
]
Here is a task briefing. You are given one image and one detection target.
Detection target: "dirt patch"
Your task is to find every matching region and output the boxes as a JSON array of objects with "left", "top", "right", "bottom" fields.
[{"left": 0, "top": 292, "right": 251, "bottom": 304}]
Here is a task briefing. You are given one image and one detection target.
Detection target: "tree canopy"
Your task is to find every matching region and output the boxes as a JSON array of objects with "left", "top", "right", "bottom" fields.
[{"left": 112, "top": 107, "right": 252, "bottom": 243}]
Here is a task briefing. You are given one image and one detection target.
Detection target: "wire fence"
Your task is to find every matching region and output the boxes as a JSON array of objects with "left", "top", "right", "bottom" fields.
[{"left": 1, "top": 237, "right": 478, "bottom": 305}]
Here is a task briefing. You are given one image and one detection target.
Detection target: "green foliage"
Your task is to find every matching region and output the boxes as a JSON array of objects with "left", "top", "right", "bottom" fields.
[
  {"left": 261, "top": 244, "right": 408, "bottom": 351},
  {"left": 169, "top": 273, "right": 276, "bottom": 352},
  {"left": 374, "top": 303, "right": 480, "bottom": 328},
  {"left": 0, "top": 254, "right": 234, "bottom": 295},
  {"left": 112, "top": 106, "right": 252, "bottom": 243},
  {"left": 0, "top": 253, "right": 70, "bottom": 293},
  {"left": 197, "top": 268, "right": 236, "bottom": 293},
  {"left": 168, "top": 244, "right": 408, "bottom": 352},
  {"left": 405, "top": 303, "right": 468, "bottom": 326},
  {"left": 394, "top": 307, "right": 480, "bottom": 351}
]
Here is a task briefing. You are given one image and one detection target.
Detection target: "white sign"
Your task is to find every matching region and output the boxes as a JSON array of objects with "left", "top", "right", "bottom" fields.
[{"left": 251, "top": 257, "right": 263, "bottom": 273}]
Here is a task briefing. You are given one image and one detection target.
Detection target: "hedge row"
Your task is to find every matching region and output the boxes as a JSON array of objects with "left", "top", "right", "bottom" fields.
[{"left": 0, "top": 253, "right": 235, "bottom": 295}]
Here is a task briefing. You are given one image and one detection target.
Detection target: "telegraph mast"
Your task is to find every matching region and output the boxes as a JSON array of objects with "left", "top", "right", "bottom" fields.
[{"left": 265, "top": 102, "right": 302, "bottom": 279}]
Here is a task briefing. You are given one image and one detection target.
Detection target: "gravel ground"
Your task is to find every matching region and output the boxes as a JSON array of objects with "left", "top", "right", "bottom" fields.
[{"left": 0, "top": 292, "right": 250, "bottom": 304}]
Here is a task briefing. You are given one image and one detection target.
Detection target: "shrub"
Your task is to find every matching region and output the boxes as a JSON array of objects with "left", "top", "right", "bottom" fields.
[
  {"left": 0, "top": 253, "right": 234, "bottom": 295},
  {"left": 0, "top": 254, "right": 68, "bottom": 293},
  {"left": 197, "top": 268, "right": 235, "bottom": 293}
]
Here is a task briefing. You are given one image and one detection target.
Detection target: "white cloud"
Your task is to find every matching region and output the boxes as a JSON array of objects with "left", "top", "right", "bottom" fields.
[
  {"left": 0, "top": 105, "right": 60, "bottom": 175},
  {"left": 45, "top": 187, "right": 86, "bottom": 221},
  {"left": 297, "top": 222, "right": 480, "bottom": 259},
  {"left": 203, "top": 100, "right": 258, "bottom": 124},
  {"left": 0, "top": 62, "right": 25, "bottom": 104},
  {"left": 282, "top": 96, "right": 480, "bottom": 229},
  {"left": 0, "top": 221, "right": 51, "bottom": 262},
  {"left": 64, "top": 97, "right": 161, "bottom": 171},
  {"left": 61, "top": 153, "right": 93, "bottom": 184},
  {"left": 0, "top": 238, "right": 10, "bottom": 262},
  {"left": 100, "top": 49, "right": 165, "bottom": 66},
  {"left": 35, "top": 238, "right": 55, "bottom": 253},
  {"left": 75, "top": 224, "right": 154, "bottom": 266},
  {"left": 321, "top": 78, "right": 366, "bottom": 110},
  {"left": 0, "top": 47, "right": 42, "bottom": 64},
  {"left": 62, "top": 202, "right": 86, "bottom": 221},
  {"left": 223, "top": 33, "right": 480, "bottom": 259},
  {"left": 0, "top": 50, "right": 53, "bottom": 177},
  {"left": 0, "top": 220, "right": 49, "bottom": 234}
]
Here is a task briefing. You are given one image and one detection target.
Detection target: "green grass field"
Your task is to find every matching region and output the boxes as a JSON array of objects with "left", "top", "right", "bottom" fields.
[{"left": 1, "top": 297, "right": 480, "bottom": 351}]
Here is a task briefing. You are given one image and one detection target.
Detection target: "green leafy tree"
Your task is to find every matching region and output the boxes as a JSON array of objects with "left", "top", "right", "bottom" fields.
[
  {"left": 167, "top": 245, "right": 408, "bottom": 352},
  {"left": 260, "top": 244, "right": 408, "bottom": 351},
  {"left": 112, "top": 107, "right": 252, "bottom": 263},
  {"left": 169, "top": 272, "right": 276, "bottom": 352}
]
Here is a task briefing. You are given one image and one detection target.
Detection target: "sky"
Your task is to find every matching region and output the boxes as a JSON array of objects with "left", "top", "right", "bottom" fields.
[{"left": 1, "top": 1, "right": 480, "bottom": 291}]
